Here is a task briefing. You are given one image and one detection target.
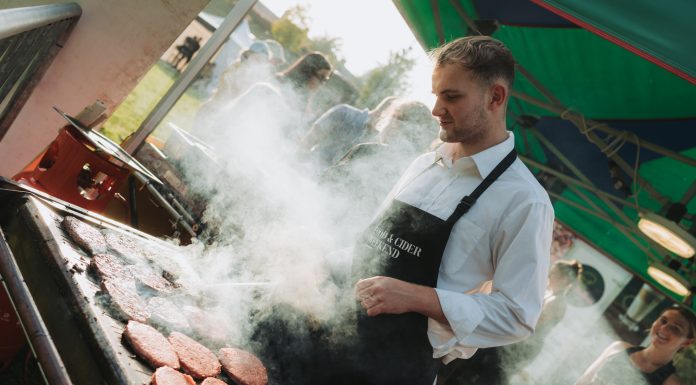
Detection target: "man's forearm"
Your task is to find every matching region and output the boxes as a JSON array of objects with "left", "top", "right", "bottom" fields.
[
  {"left": 356, "top": 276, "right": 450, "bottom": 325},
  {"left": 409, "top": 283, "right": 449, "bottom": 325}
]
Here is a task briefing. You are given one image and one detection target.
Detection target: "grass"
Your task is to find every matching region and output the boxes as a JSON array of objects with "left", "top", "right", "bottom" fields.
[{"left": 100, "top": 60, "right": 208, "bottom": 145}]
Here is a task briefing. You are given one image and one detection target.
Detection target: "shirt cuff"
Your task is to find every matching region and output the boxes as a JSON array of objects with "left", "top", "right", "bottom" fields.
[{"left": 435, "top": 288, "right": 485, "bottom": 342}]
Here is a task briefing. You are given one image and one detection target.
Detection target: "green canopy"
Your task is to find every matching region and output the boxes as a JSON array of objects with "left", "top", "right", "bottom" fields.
[{"left": 394, "top": 0, "right": 696, "bottom": 310}]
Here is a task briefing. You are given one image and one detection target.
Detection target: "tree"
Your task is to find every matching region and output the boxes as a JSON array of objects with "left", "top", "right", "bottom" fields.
[
  {"left": 355, "top": 47, "right": 416, "bottom": 109},
  {"left": 270, "top": 5, "right": 310, "bottom": 54},
  {"left": 307, "top": 35, "right": 346, "bottom": 69}
]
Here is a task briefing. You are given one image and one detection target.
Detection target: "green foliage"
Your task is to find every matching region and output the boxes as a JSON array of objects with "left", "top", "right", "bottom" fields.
[
  {"left": 307, "top": 35, "right": 345, "bottom": 68},
  {"left": 355, "top": 48, "right": 416, "bottom": 109},
  {"left": 100, "top": 61, "right": 204, "bottom": 144},
  {"left": 270, "top": 5, "right": 309, "bottom": 54}
]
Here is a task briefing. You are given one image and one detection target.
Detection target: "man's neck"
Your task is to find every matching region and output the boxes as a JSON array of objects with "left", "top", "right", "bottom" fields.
[{"left": 445, "top": 124, "right": 508, "bottom": 161}]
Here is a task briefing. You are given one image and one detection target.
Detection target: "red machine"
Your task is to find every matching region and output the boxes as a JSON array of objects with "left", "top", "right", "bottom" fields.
[
  {"left": 13, "top": 124, "right": 130, "bottom": 212},
  {"left": 13, "top": 107, "right": 161, "bottom": 213}
]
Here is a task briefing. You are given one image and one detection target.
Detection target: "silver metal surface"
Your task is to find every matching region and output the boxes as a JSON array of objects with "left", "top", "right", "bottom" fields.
[
  {"left": 0, "top": 228, "right": 73, "bottom": 385},
  {"left": 0, "top": 3, "right": 81, "bottom": 40}
]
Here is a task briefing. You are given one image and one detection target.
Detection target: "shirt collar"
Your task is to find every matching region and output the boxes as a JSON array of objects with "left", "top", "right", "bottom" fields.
[{"left": 434, "top": 132, "right": 515, "bottom": 178}]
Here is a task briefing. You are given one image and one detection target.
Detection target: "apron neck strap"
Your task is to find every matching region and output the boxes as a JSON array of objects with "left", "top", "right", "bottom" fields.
[{"left": 446, "top": 149, "right": 517, "bottom": 225}]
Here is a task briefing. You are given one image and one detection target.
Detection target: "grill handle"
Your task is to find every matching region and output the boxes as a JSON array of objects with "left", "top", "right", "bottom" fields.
[{"left": 0, "top": 227, "right": 73, "bottom": 385}]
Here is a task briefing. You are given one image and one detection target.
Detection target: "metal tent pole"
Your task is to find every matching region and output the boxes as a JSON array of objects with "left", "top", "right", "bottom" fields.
[
  {"left": 123, "top": 0, "right": 258, "bottom": 154},
  {"left": 0, "top": 228, "right": 72, "bottom": 385},
  {"left": 510, "top": 91, "right": 696, "bottom": 169}
]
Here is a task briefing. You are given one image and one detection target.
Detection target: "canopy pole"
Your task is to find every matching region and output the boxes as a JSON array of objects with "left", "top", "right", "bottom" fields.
[
  {"left": 546, "top": 190, "right": 650, "bottom": 245},
  {"left": 123, "top": 0, "right": 258, "bottom": 154},
  {"left": 511, "top": 91, "right": 696, "bottom": 170},
  {"left": 519, "top": 155, "right": 637, "bottom": 209},
  {"left": 431, "top": 0, "right": 445, "bottom": 45},
  {"left": 527, "top": 126, "right": 664, "bottom": 259},
  {"left": 448, "top": 0, "right": 478, "bottom": 34},
  {"left": 520, "top": 155, "right": 658, "bottom": 257}
]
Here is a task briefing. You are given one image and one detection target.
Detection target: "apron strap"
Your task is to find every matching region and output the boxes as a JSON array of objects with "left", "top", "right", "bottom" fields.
[{"left": 446, "top": 149, "right": 517, "bottom": 225}]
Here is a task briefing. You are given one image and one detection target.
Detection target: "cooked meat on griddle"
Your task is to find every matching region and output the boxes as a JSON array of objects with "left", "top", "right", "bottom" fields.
[
  {"left": 123, "top": 320, "right": 179, "bottom": 369},
  {"left": 62, "top": 216, "right": 106, "bottom": 255},
  {"left": 100, "top": 278, "right": 150, "bottom": 323},
  {"left": 218, "top": 348, "right": 268, "bottom": 385},
  {"left": 143, "top": 247, "right": 183, "bottom": 281},
  {"left": 148, "top": 297, "right": 190, "bottom": 332},
  {"left": 104, "top": 230, "right": 148, "bottom": 264},
  {"left": 150, "top": 366, "right": 195, "bottom": 385},
  {"left": 183, "top": 306, "right": 230, "bottom": 346},
  {"left": 127, "top": 265, "right": 175, "bottom": 295},
  {"left": 201, "top": 377, "right": 228, "bottom": 385},
  {"left": 89, "top": 253, "right": 129, "bottom": 281},
  {"left": 168, "top": 331, "right": 221, "bottom": 379}
]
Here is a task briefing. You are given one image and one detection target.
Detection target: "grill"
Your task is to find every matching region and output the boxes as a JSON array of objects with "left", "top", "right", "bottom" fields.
[{"left": 0, "top": 180, "right": 194, "bottom": 384}]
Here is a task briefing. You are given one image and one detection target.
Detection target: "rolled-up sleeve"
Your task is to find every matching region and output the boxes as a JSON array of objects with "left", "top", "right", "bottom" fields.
[{"left": 432, "top": 200, "right": 554, "bottom": 357}]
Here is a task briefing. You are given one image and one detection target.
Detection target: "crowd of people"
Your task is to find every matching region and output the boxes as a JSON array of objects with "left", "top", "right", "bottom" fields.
[{"left": 183, "top": 37, "right": 695, "bottom": 385}]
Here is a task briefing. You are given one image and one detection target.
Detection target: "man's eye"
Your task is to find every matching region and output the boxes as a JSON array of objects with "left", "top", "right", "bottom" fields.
[{"left": 444, "top": 94, "right": 459, "bottom": 100}]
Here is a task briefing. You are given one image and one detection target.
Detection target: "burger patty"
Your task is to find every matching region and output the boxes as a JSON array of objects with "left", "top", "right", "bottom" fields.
[
  {"left": 127, "top": 265, "right": 175, "bottom": 295},
  {"left": 148, "top": 297, "right": 190, "bottom": 332},
  {"left": 201, "top": 378, "right": 228, "bottom": 385},
  {"left": 150, "top": 366, "right": 195, "bottom": 385},
  {"left": 168, "top": 332, "right": 221, "bottom": 379},
  {"left": 218, "top": 348, "right": 268, "bottom": 385},
  {"left": 100, "top": 278, "right": 150, "bottom": 323},
  {"left": 123, "top": 321, "right": 179, "bottom": 369},
  {"left": 183, "top": 306, "right": 229, "bottom": 346},
  {"left": 61, "top": 216, "right": 106, "bottom": 255},
  {"left": 143, "top": 247, "right": 183, "bottom": 281},
  {"left": 89, "top": 254, "right": 128, "bottom": 281},
  {"left": 104, "top": 231, "right": 148, "bottom": 264}
]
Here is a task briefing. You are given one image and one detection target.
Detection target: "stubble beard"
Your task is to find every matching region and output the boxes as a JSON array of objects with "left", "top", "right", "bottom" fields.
[{"left": 439, "top": 110, "right": 488, "bottom": 145}]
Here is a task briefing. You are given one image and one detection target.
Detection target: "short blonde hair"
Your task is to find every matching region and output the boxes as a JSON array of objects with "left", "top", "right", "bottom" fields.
[{"left": 430, "top": 36, "right": 515, "bottom": 88}]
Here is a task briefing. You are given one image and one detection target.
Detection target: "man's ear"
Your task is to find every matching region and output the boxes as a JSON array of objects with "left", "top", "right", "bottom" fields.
[{"left": 488, "top": 83, "right": 507, "bottom": 110}]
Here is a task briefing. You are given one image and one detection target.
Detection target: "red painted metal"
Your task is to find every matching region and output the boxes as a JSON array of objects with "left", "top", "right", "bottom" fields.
[{"left": 12, "top": 125, "right": 130, "bottom": 213}]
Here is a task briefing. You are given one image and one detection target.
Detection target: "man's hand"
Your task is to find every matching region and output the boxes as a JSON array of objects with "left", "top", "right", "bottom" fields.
[
  {"left": 355, "top": 276, "right": 448, "bottom": 324},
  {"left": 355, "top": 276, "right": 414, "bottom": 316}
]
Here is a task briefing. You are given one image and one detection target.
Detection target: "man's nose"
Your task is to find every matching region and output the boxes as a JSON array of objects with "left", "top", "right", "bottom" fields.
[{"left": 431, "top": 99, "right": 444, "bottom": 117}]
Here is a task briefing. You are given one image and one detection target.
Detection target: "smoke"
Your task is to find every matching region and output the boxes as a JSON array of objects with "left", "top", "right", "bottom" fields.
[
  {"left": 137, "top": 58, "right": 438, "bottom": 384},
  {"left": 169, "top": 62, "right": 358, "bottom": 343},
  {"left": 497, "top": 303, "right": 620, "bottom": 385}
]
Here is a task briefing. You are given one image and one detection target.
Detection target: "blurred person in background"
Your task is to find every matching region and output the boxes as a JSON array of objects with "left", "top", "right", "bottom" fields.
[
  {"left": 573, "top": 305, "right": 696, "bottom": 385},
  {"left": 264, "top": 39, "right": 287, "bottom": 68},
  {"left": 195, "top": 41, "right": 273, "bottom": 127},
  {"left": 319, "top": 99, "right": 439, "bottom": 237},
  {"left": 300, "top": 96, "right": 400, "bottom": 171},
  {"left": 275, "top": 51, "right": 333, "bottom": 139},
  {"left": 172, "top": 35, "right": 202, "bottom": 70},
  {"left": 195, "top": 51, "right": 332, "bottom": 146}
]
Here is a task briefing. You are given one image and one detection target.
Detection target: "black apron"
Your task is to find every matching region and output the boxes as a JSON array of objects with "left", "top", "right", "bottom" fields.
[{"left": 347, "top": 149, "right": 517, "bottom": 385}]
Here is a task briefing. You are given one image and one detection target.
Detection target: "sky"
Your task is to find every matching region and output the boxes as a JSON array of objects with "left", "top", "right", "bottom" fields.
[{"left": 261, "top": 0, "right": 434, "bottom": 107}]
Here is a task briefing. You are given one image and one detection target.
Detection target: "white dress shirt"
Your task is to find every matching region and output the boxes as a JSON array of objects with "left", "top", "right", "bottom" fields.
[{"left": 382, "top": 132, "right": 554, "bottom": 363}]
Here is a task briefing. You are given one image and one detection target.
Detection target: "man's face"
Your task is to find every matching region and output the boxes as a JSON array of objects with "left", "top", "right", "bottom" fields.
[{"left": 431, "top": 63, "right": 491, "bottom": 144}]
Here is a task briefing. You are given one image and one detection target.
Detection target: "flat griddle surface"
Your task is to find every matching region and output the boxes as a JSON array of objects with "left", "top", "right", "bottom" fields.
[{"left": 8, "top": 196, "right": 177, "bottom": 384}]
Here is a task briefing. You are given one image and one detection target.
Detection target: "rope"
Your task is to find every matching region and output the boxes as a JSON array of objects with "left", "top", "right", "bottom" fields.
[{"left": 559, "top": 108, "right": 630, "bottom": 157}]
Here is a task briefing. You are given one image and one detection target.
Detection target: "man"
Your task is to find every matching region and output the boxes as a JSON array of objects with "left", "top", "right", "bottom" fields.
[{"left": 348, "top": 36, "right": 554, "bottom": 384}]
